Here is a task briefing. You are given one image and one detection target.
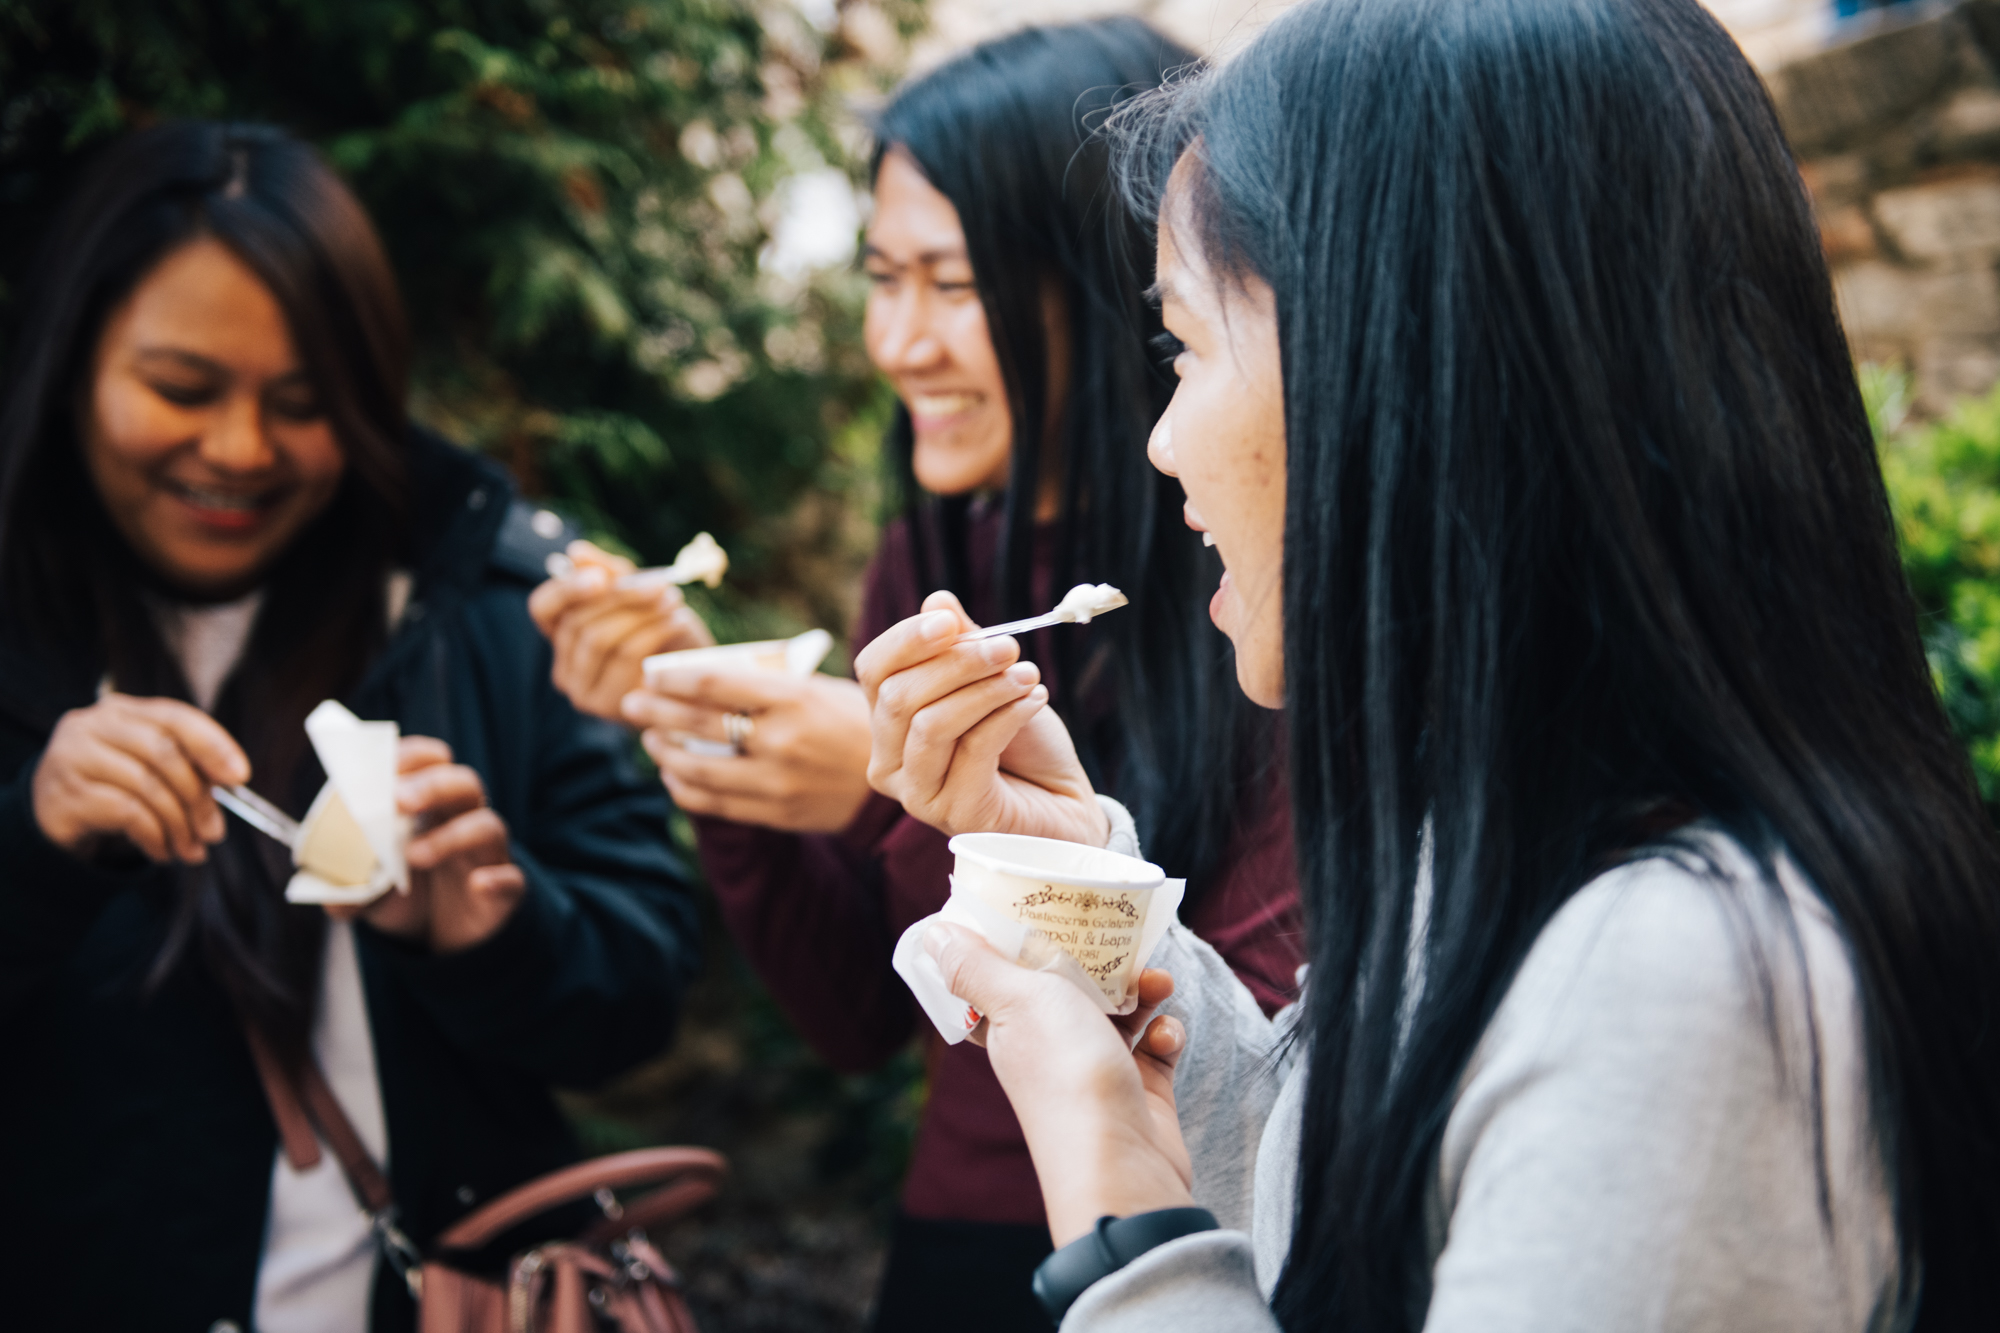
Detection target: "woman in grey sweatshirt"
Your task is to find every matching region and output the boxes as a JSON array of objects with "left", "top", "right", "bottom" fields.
[{"left": 850, "top": 0, "right": 2000, "bottom": 1329}]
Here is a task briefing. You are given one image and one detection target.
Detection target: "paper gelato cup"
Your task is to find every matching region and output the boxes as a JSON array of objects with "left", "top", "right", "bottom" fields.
[
  {"left": 892, "top": 832, "right": 1185, "bottom": 1045},
  {"left": 642, "top": 627, "right": 834, "bottom": 689},
  {"left": 948, "top": 833, "right": 1163, "bottom": 1007},
  {"left": 284, "top": 701, "right": 410, "bottom": 906}
]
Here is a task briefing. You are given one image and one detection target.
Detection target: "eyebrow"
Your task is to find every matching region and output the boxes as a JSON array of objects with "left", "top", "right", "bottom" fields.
[
  {"left": 133, "top": 347, "right": 309, "bottom": 383},
  {"left": 861, "top": 243, "right": 971, "bottom": 266},
  {"left": 132, "top": 347, "right": 229, "bottom": 375}
]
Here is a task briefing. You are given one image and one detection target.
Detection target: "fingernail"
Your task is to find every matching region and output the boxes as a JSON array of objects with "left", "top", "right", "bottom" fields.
[
  {"left": 1005, "top": 662, "right": 1037, "bottom": 686},
  {"left": 1028, "top": 684, "right": 1049, "bottom": 704},
  {"left": 924, "top": 924, "right": 951, "bottom": 956},
  {"left": 980, "top": 635, "right": 1016, "bottom": 665},
  {"left": 1152, "top": 1019, "right": 1183, "bottom": 1054},
  {"left": 920, "top": 611, "right": 956, "bottom": 640}
]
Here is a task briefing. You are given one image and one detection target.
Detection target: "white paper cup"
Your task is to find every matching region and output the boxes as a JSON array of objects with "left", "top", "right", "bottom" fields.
[
  {"left": 642, "top": 627, "right": 833, "bottom": 690},
  {"left": 947, "top": 833, "right": 1165, "bottom": 1007}
]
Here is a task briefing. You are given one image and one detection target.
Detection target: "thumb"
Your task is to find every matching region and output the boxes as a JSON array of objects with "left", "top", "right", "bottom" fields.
[{"left": 924, "top": 921, "right": 1029, "bottom": 1019}]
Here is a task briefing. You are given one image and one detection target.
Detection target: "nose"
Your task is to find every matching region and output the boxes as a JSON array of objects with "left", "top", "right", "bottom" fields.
[
  {"left": 1147, "top": 411, "right": 1178, "bottom": 477},
  {"left": 867, "top": 284, "right": 946, "bottom": 376},
  {"left": 198, "top": 390, "right": 278, "bottom": 473}
]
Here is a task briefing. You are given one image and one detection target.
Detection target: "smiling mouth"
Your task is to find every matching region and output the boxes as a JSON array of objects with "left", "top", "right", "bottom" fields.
[
  {"left": 907, "top": 392, "right": 983, "bottom": 421},
  {"left": 164, "top": 478, "right": 281, "bottom": 520}
]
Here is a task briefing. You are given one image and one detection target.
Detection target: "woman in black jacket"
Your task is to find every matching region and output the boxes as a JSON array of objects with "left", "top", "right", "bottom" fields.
[{"left": 0, "top": 121, "right": 700, "bottom": 1332}]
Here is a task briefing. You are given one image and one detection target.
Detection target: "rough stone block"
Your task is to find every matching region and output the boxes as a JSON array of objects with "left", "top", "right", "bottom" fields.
[
  {"left": 1915, "top": 334, "right": 2000, "bottom": 408},
  {"left": 1932, "top": 84, "right": 2000, "bottom": 154},
  {"left": 1820, "top": 203, "right": 1881, "bottom": 262},
  {"left": 1801, "top": 152, "right": 1870, "bottom": 207},
  {"left": 1874, "top": 168, "right": 2000, "bottom": 258},
  {"left": 1772, "top": 10, "right": 1979, "bottom": 154},
  {"left": 1835, "top": 257, "right": 2000, "bottom": 337}
]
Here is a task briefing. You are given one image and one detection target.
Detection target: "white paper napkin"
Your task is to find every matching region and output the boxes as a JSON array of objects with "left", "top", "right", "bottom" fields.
[
  {"left": 283, "top": 701, "right": 409, "bottom": 906},
  {"left": 892, "top": 874, "right": 1185, "bottom": 1045}
]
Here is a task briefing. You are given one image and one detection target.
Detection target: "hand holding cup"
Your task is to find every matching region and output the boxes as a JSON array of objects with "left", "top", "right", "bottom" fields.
[
  {"left": 854, "top": 590, "right": 1109, "bottom": 847},
  {"left": 924, "top": 923, "right": 1195, "bottom": 1247},
  {"left": 529, "top": 539, "right": 715, "bottom": 721},
  {"left": 326, "top": 736, "right": 525, "bottom": 953},
  {"left": 625, "top": 667, "right": 875, "bottom": 833}
]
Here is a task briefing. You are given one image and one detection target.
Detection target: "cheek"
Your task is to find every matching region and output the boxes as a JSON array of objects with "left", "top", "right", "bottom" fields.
[
  {"left": 274, "top": 422, "right": 347, "bottom": 495},
  {"left": 91, "top": 377, "right": 193, "bottom": 471},
  {"left": 945, "top": 304, "right": 1004, "bottom": 398}
]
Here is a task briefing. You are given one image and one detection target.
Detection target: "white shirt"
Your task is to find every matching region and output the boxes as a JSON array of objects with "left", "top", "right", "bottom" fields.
[{"left": 150, "top": 592, "right": 391, "bottom": 1331}]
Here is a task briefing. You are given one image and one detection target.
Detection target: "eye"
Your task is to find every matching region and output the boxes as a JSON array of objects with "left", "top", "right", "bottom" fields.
[
  {"left": 265, "top": 386, "right": 326, "bottom": 423},
  {"left": 146, "top": 378, "right": 216, "bottom": 408},
  {"left": 865, "top": 268, "right": 897, "bottom": 289},
  {"left": 1150, "top": 330, "right": 1187, "bottom": 368}
]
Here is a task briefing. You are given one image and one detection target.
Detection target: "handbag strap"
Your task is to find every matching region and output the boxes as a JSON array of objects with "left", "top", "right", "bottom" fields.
[
  {"left": 240, "top": 1014, "right": 424, "bottom": 1299},
  {"left": 240, "top": 1018, "right": 392, "bottom": 1214}
]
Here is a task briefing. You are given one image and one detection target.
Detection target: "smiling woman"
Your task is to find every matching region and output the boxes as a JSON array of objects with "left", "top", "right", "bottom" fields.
[
  {"left": 82, "top": 236, "right": 349, "bottom": 595},
  {"left": 0, "top": 122, "right": 699, "bottom": 1333}
]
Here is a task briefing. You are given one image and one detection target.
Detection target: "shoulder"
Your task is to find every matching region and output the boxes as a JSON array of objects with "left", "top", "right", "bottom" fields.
[
  {"left": 487, "top": 497, "right": 579, "bottom": 587},
  {"left": 1429, "top": 829, "right": 1896, "bottom": 1329},
  {"left": 1495, "top": 828, "right": 1849, "bottom": 1047}
]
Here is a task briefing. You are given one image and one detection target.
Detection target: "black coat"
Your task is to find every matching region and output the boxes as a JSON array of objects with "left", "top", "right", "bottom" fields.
[{"left": 0, "top": 432, "right": 701, "bottom": 1331}]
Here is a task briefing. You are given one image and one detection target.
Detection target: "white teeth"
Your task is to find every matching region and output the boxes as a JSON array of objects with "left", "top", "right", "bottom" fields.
[
  {"left": 1202, "top": 532, "right": 1216, "bottom": 548},
  {"left": 909, "top": 393, "right": 980, "bottom": 417},
  {"left": 174, "top": 484, "right": 261, "bottom": 512}
]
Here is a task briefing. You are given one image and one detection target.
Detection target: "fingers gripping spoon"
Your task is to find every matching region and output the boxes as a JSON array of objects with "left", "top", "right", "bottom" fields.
[{"left": 955, "top": 583, "right": 1129, "bottom": 643}]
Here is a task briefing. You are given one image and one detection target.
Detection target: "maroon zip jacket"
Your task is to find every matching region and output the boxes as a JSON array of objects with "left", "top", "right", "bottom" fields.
[{"left": 694, "top": 506, "right": 1302, "bottom": 1225}]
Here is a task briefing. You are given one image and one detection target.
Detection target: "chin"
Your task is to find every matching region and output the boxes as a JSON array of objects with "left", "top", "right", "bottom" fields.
[{"left": 1233, "top": 655, "right": 1285, "bottom": 710}]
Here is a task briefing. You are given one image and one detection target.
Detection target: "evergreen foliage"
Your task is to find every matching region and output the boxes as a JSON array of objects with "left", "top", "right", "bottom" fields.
[
  {"left": 0, "top": 0, "right": 917, "bottom": 635},
  {"left": 1871, "top": 365, "right": 2000, "bottom": 806}
]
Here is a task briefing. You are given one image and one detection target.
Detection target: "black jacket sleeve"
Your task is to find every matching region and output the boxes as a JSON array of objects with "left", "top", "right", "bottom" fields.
[
  {"left": 0, "top": 750, "right": 157, "bottom": 1017},
  {"left": 364, "top": 585, "right": 700, "bottom": 1090}
]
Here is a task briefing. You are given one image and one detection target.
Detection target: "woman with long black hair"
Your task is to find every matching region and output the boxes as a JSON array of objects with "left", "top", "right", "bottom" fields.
[
  {"left": 859, "top": 0, "right": 2000, "bottom": 1328},
  {"left": 532, "top": 18, "right": 1301, "bottom": 1330},
  {"left": 0, "top": 122, "right": 700, "bottom": 1331}
]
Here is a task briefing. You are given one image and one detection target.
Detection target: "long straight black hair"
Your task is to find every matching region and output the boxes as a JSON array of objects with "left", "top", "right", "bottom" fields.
[
  {"left": 872, "top": 18, "right": 1266, "bottom": 892},
  {"left": 0, "top": 121, "right": 411, "bottom": 1057},
  {"left": 1116, "top": 0, "right": 2000, "bottom": 1327}
]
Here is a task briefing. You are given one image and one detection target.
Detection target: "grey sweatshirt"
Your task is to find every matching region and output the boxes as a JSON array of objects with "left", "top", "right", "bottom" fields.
[{"left": 1079, "top": 830, "right": 1902, "bottom": 1332}]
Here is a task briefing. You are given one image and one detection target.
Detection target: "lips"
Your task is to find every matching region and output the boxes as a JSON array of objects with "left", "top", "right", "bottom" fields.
[
  {"left": 906, "top": 391, "right": 983, "bottom": 426},
  {"left": 164, "top": 477, "right": 282, "bottom": 531}
]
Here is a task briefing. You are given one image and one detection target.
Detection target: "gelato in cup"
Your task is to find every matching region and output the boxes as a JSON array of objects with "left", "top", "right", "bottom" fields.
[{"left": 892, "top": 831, "right": 1186, "bottom": 1045}]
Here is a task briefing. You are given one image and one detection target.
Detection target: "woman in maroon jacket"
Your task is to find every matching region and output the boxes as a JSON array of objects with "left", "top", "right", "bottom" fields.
[{"left": 531, "top": 19, "right": 1301, "bottom": 1331}]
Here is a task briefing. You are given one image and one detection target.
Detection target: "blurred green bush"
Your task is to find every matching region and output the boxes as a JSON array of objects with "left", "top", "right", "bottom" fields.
[
  {"left": 1867, "top": 364, "right": 2000, "bottom": 805},
  {"left": 0, "top": 0, "right": 917, "bottom": 639}
]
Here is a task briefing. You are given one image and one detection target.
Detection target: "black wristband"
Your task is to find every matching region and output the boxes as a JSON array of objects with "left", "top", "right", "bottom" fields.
[{"left": 1031, "top": 1207, "right": 1219, "bottom": 1324}]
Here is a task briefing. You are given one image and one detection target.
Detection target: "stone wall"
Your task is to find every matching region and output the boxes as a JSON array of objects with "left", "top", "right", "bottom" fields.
[{"left": 1780, "top": 1, "right": 2000, "bottom": 411}]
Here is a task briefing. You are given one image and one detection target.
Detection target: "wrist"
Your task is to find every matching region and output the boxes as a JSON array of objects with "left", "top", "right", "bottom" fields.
[{"left": 1033, "top": 1207, "right": 1219, "bottom": 1324}]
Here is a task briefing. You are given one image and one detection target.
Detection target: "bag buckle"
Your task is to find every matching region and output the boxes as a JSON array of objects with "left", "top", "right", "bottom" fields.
[{"left": 372, "top": 1206, "right": 426, "bottom": 1300}]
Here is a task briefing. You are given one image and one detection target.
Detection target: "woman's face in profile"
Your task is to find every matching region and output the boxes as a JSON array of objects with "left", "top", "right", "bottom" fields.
[
  {"left": 81, "top": 236, "right": 346, "bottom": 598},
  {"left": 1148, "top": 184, "right": 1287, "bottom": 708},
  {"left": 863, "top": 147, "right": 1014, "bottom": 497}
]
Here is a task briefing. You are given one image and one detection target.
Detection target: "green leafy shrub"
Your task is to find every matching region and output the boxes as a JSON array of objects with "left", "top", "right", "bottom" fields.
[
  {"left": 0, "top": 0, "right": 920, "bottom": 638},
  {"left": 1869, "top": 365, "right": 2000, "bottom": 803}
]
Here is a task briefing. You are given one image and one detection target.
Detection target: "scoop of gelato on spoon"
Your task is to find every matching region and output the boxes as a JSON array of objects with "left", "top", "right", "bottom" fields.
[
  {"left": 1051, "top": 582, "right": 1129, "bottom": 625},
  {"left": 958, "top": 583, "right": 1129, "bottom": 642}
]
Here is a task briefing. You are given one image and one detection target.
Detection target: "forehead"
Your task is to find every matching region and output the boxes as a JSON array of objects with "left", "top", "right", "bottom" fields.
[
  {"left": 867, "top": 147, "right": 967, "bottom": 257},
  {"left": 113, "top": 237, "right": 296, "bottom": 360}
]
